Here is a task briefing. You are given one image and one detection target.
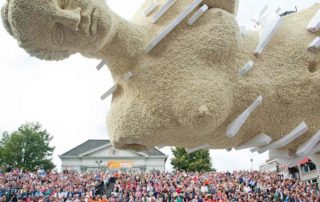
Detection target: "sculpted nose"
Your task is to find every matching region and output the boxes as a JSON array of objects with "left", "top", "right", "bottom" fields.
[{"left": 54, "top": 8, "right": 81, "bottom": 31}]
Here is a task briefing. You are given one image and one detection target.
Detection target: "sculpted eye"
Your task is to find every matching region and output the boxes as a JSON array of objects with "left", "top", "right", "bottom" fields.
[{"left": 53, "top": 24, "right": 65, "bottom": 46}]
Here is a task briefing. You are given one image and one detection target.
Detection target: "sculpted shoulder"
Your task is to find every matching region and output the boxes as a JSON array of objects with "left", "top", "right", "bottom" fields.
[{"left": 131, "top": 0, "right": 240, "bottom": 63}]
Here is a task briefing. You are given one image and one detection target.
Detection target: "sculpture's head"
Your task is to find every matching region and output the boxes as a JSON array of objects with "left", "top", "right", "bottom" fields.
[{"left": 1, "top": 0, "right": 116, "bottom": 60}]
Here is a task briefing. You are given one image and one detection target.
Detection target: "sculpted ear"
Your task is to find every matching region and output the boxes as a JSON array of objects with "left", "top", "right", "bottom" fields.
[
  {"left": 1, "top": 1, "right": 14, "bottom": 36},
  {"left": 202, "top": 0, "right": 239, "bottom": 14}
]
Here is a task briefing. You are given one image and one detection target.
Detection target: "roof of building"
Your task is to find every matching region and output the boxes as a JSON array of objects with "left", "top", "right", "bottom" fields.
[{"left": 60, "top": 139, "right": 166, "bottom": 157}]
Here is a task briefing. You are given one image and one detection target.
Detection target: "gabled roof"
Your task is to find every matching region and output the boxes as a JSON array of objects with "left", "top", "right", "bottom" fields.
[
  {"left": 144, "top": 148, "right": 166, "bottom": 156},
  {"left": 61, "top": 140, "right": 109, "bottom": 156},
  {"left": 60, "top": 139, "right": 166, "bottom": 157}
]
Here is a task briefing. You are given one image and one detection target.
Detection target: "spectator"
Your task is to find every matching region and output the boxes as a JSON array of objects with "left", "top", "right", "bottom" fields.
[{"left": 1, "top": 169, "right": 320, "bottom": 201}]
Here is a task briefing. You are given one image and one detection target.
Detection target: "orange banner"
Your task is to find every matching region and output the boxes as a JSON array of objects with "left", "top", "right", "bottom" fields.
[{"left": 107, "top": 161, "right": 133, "bottom": 169}]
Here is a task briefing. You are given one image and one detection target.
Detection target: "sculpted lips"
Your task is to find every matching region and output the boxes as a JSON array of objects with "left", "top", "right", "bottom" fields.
[{"left": 89, "top": 8, "right": 97, "bottom": 36}]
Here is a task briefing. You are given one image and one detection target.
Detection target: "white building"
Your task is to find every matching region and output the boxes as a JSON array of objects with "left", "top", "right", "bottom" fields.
[
  {"left": 259, "top": 159, "right": 291, "bottom": 178},
  {"left": 260, "top": 155, "right": 320, "bottom": 186},
  {"left": 59, "top": 139, "right": 167, "bottom": 173},
  {"left": 259, "top": 159, "right": 279, "bottom": 173}
]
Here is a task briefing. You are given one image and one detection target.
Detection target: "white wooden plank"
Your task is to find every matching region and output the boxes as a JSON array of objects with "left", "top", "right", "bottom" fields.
[
  {"left": 296, "top": 130, "right": 320, "bottom": 157},
  {"left": 268, "top": 122, "right": 308, "bottom": 149},
  {"left": 256, "top": 146, "right": 268, "bottom": 154},
  {"left": 145, "top": 0, "right": 203, "bottom": 53},
  {"left": 261, "top": 7, "right": 281, "bottom": 27},
  {"left": 257, "top": 122, "right": 308, "bottom": 154},
  {"left": 239, "top": 60, "right": 254, "bottom": 76},
  {"left": 145, "top": 1, "right": 159, "bottom": 16},
  {"left": 269, "top": 149, "right": 297, "bottom": 159},
  {"left": 310, "top": 142, "right": 320, "bottom": 155},
  {"left": 236, "top": 133, "right": 272, "bottom": 150},
  {"left": 258, "top": 6, "right": 269, "bottom": 19},
  {"left": 156, "top": 145, "right": 166, "bottom": 149},
  {"left": 100, "top": 84, "right": 117, "bottom": 100},
  {"left": 307, "top": 9, "right": 320, "bottom": 33},
  {"left": 123, "top": 71, "right": 133, "bottom": 81},
  {"left": 152, "top": 0, "right": 176, "bottom": 23},
  {"left": 250, "top": 148, "right": 258, "bottom": 153},
  {"left": 251, "top": 5, "right": 268, "bottom": 26},
  {"left": 226, "top": 96, "right": 263, "bottom": 138},
  {"left": 254, "top": 17, "right": 282, "bottom": 56},
  {"left": 96, "top": 60, "right": 105, "bottom": 71},
  {"left": 187, "top": 4, "right": 208, "bottom": 25},
  {"left": 186, "top": 144, "right": 209, "bottom": 154},
  {"left": 308, "top": 36, "right": 320, "bottom": 52}
]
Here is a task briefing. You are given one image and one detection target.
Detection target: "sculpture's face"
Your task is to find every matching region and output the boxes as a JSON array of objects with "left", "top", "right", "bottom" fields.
[{"left": 5, "top": 0, "right": 113, "bottom": 57}]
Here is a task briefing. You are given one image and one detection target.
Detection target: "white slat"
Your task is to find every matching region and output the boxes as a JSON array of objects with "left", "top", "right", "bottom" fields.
[
  {"left": 187, "top": 4, "right": 208, "bottom": 25},
  {"left": 152, "top": 0, "right": 176, "bottom": 23},
  {"left": 100, "top": 85, "right": 118, "bottom": 100},
  {"left": 239, "top": 60, "right": 254, "bottom": 76},
  {"left": 307, "top": 9, "right": 320, "bottom": 33},
  {"left": 145, "top": 1, "right": 159, "bottom": 16},
  {"left": 269, "top": 149, "right": 297, "bottom": 159},
  {"left": 145, "top": 0, "right": 203, "bottom": 53},
  {"left": 254, "top": 17, "right": 282, "bottom": 56},
  {"left": 186, "top": 144, "right": 209, "bottom": 154},
  {"left": 226, "top": 96, "right": 263, "bottom": 138},
  {"left": 236, "top": 133, "right": 272, "bottom": 150},
  {"left": 310, "top": 142, "right": 320, "bottom": 155},
  {"left": 259, "top": 7, "right": 281, "bottom": 28},
  {"left": 96, "top": 60, "right": 105, "bottom": 71},
  {"left": 296, "top": 130, "right": 320, "bottom": 157},
  {"left": 123, "top": 71, "right": 133, "bottom": 81},
  {"left": 251, "top": 5, "right": 268, "bottom": 26},
  {"left": 308, "top": 36, "right": 320, "bottom": 52},
  {"left": 257, "top": 122, "right": 308, "bottom": 154}
]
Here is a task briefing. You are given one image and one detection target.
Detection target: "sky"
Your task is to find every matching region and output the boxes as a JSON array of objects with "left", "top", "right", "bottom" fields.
[{"left": 0, "top": 0, "right": 319, "bottom": 172}]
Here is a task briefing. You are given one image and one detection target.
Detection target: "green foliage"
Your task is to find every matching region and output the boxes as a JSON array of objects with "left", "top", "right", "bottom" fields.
[
  {"left": 0, "top": 122, "right": 55, "bottom": 171},
  {"left": 171, "top": 147, "right": 214, "bottom": 172}
]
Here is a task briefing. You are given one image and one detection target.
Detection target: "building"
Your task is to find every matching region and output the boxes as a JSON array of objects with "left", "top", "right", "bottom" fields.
[
  {"left": 259, "top": 159, "right": 293, "bottom": 179},
  {"left": 59, "top": 139, "right": 167, "bottom": 173},
  {"left": 259, "top": 159, "right": 279, "bottom": 173},
  {"left": 260, "top": 155, "right": 320, "bottom": 186},
  {"left": 297, "top": 157, "right": 318, "bottom": 185}
]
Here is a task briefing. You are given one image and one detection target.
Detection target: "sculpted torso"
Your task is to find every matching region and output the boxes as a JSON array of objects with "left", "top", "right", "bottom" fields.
[{"left": 2, "top": 0, "right": 320, "bottom": 156}]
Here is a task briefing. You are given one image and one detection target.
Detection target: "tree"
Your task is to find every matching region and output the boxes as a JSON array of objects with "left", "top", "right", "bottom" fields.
[
  {"left": 0, "top": 122, "right": 55, "bottom": 171},
  {"left": 171, "top": 147, "right": 214, "bottom": 172}
]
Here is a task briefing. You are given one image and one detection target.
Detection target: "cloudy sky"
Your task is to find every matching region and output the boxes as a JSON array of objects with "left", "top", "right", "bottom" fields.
[{"left": 0, "top": 0, "right": 318, "bottom": 171}]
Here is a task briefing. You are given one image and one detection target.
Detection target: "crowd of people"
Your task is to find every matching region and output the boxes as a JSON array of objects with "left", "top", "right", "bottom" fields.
[{"left": 0, "top": 168, "right": 319, "bottom": 202}]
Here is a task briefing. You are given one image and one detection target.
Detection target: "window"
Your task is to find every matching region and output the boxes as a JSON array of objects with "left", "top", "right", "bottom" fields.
[{"left": 301, "top": 161, "right": 317, "bottom": 173}]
